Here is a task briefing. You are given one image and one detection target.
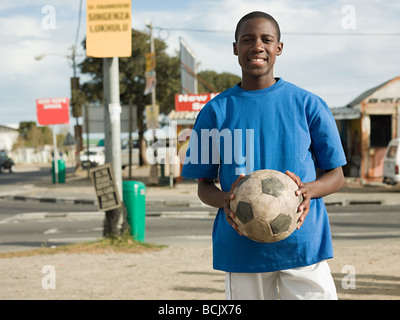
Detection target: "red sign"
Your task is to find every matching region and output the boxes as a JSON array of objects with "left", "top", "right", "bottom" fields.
[
  {"left": 36, "top": 97, "right": 70, "bottom": 125},
  {"left": 175, "top": 93, "right": 219, "bottom": 112}
]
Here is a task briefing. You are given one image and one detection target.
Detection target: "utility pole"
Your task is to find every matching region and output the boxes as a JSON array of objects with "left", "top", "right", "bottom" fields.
[
  {"left": 103, "top": 57, "right": 124, "bottom": 236},
  {"left": 147, "top": 22, "right": 159, "bottom": 184}
]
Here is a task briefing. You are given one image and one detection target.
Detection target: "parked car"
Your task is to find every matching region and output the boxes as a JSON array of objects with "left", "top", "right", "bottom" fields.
[
  {"left": 80, "top": 147, "right": 105, "bottom": 169},
  {"left": 0, "top": 149, "right": 15, "bottom": 173},
  {"left": 383, "top": 138, "right": 400, "bottom": 185},
  {"left": 121, "top": 140, "right": 139, "bottom": 169}
]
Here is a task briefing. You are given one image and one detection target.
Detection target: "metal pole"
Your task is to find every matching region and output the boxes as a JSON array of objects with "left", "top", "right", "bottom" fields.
[
  {"left": 107, "top": 57, "right": 122, "bottom": 198},
  {"left": 128, "top": 99, "right": 133, "bottom": 180},
  {"left": 169, "top": 121, "right": 177, "bottom": 188},
  {"left": 103, "top": 59, "right": 112, "bottom": 164},
  {"left": 397, "top": 106, "right": 400, "bottom": 138},
  {"left": 102, "top": 57, "right": 123, "bottom": 236},
  {"left": 149, "top": 23, "right": 156, "bottom": 113},
  {"left": 148, "top": 22, "right": 159, "bottom": 184},
  {"left": 52, "top": 125, "right": 58, "bottom": 184},
  {"left": 85, "top": 105, "right": 90, "bottom": 178}
]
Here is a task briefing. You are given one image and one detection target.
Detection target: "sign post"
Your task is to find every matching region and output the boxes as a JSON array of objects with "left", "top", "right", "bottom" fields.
[
  {"left": 90, "top": 163, "right": 122, "bottom": 211},
  {"left": 174, "top": 93, "right": 219, "bottom": 111},
  {"left": 36, "top": 97, "right": 70, "bottom": 184},
  {"left": 86, "top": 0, "right": 132, "bottom": 237},
  {"left": 86, "top": 0, "right": 132, "bottom": 58}
]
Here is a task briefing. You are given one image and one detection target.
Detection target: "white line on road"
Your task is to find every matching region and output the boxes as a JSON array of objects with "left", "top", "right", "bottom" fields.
[{"left": 47, "top": 237, "right": 101, "bottom": 243}]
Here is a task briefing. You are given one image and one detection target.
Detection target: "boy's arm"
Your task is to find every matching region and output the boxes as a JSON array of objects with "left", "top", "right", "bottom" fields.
[
  {"left": 286, "top": 166, "right": 345, "bottom": 229},
  {"left": 198, "top": 175, "right": 245, "bottom": 235},
  {"left": 197, "top": 179, "right": 228, "bottom": 209}
]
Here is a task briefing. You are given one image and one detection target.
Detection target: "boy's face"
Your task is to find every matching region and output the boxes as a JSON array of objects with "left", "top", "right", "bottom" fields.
[{"left": 233, "top": 18, "right": 283, "bottom": 88}]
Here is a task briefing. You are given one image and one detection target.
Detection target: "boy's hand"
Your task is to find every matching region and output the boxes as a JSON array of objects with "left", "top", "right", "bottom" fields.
[
  {"left": 223, "top": 174, "right": 245, "bottom": 235},
  {"left": 285, "top": 170, "right": 310, "bottom": 229}
]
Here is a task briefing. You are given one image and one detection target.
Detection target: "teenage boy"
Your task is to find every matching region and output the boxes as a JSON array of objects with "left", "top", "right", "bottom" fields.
[{"left": 181, "top": 11, "right": 346, "bottom": 300}]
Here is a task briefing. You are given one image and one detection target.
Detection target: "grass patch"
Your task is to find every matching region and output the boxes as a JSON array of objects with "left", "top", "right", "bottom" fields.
[{"left": 0, "top": 234, "right": 165, "bottom": 259}]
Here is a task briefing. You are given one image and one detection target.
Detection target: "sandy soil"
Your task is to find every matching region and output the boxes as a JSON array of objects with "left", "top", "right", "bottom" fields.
[{"left": 1, "top": 239, "right": 399, "bottom": 300}]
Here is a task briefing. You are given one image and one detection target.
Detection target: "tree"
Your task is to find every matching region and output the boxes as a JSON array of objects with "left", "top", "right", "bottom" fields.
[
  {"left": 79, "top": 29, "right": 180, "bottom": 165},
  {"left": 79, "top": 28, "right": 241, "bottom": 166},
  {"left": 13, "top": 122, "right": 53, "bottom": 149},
  {"left": 197, "top": 70, "right": 241, "bottom": 93}
]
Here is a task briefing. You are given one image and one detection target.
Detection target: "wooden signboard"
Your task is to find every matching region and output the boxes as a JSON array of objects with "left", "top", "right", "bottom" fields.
[{"left": 90, "top": 163, "right": 122, "bottom": 211}]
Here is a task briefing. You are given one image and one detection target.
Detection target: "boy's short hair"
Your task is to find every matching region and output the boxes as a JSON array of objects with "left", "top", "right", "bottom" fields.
[{"left": 235, "top": 11, "right": 281, "bottom": 42}]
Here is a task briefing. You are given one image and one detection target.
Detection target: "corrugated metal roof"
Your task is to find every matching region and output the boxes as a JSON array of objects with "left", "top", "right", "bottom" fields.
[
  {"left": 168, "top": 110, "right": 199, "bottom": 124},
  {"left": 331, "top": 107, "right": 360, "bottom": 120},
  {"left": 346, "top": 77, "right": 399, "bottom": 108},
  {"left": 334, "top": 76, "right": 400, "bottom": 120}
]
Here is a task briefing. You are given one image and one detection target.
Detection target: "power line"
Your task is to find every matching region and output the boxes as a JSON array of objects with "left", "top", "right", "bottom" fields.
[
  {"left": 155, "top": 26, "right": 400, "bottom": 37},
  {"left": 74, "top": 0, "right": 83, "bottom": 47},
  {"left": 283, "top": 32, "right": 400, "bottom": 36}
]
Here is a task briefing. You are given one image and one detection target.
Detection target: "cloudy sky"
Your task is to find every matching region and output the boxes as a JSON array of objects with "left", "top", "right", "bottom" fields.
[{"left": 1, "top": 0, "right": 399, "bottom": 127}]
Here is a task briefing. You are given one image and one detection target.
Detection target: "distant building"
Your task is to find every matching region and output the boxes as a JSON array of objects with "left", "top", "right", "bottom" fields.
[
  {"left": 0, "top": 124, "right": 19, "bottom": 151},
  {"left": 332, "top": 76, "right": 400, "bottom": 183},
  {"left": 168, "top": 79, "right": 400, "bottom": 184}
]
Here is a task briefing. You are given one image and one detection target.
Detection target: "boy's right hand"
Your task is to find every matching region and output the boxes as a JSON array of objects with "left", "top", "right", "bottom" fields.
[{"left": 223, "top": 174, "right": 245, "bottom": 236}]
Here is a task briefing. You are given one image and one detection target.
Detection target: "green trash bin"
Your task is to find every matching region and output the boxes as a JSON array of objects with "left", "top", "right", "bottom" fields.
[
  {"left": 52, "top": 159, "right": 65, "bottom": 184},
  {"left": 123, "top": 181, "right": 146, "bottom": 242}
]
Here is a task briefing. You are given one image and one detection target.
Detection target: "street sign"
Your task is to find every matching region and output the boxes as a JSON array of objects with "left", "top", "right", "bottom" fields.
[
  {"left": 36, "top": 97, "right": 70, "bottom": 125},
  {"left": 174, "top": 93, "right": 219, "bottom": 112},
  {"left": 90, "top": 163, "right": 122, "bottom": 211},
  {"left": 145, "top": 104, "right": 159, "bottom": 129},
  {"left": 86, "top": 0, "right": 132, "bottom": 57},
  {"left": 144, "top": 52, "right": 156, "bottom": 95},
  {"left": 180, "top": 38, "right": 197, "bottom": 94},
  {"left": 145, "top": 52, "right": 156, "bottom": 72},
  {"left": 82, "top": 104, "right": 137, "bottom": 133}
]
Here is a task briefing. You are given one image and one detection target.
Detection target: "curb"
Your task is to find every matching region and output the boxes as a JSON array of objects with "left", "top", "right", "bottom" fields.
[
  {"left": 1, "top": 193, "right": 399, "bottom": 208},
  {"left": 0, "top": 194, "right": 210, "bottom": 208},
  {"left": 0, "top": 195, "right": 96, "bottom": 206}
]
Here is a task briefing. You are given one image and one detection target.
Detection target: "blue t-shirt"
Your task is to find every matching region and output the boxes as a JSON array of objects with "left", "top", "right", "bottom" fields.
[{"left": 181, "top": 78, "right": 347, "bottom": 273}]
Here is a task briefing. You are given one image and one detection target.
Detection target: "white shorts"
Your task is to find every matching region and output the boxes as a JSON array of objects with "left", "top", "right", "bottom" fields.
[{"left": 225, "top": 260, "right": 338, "bottom": 300}]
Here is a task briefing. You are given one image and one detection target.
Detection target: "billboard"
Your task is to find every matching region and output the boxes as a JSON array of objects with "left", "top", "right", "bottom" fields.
[
  {"left": 180, "top": 38, "right": 197, "bottom": 94},
  {"left": 175, "top": 93, "right": 219, "bottom": 111},
  {"left": 36, "top": 97, "right": 70, "bottom": 125},
  {"left": 86, "top": 0, "right": 132, "bottom": 57}
]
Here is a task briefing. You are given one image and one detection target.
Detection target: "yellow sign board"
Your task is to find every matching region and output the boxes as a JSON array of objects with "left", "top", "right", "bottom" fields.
[
  {"left": 145, "top": 52, "right": 156, "bottom": 72},
  {"left": 145, "top": 104, "right": 159, "bottom": 129},
  {"left": 86, "top": 0, "right": 132, "bottom": 58}
]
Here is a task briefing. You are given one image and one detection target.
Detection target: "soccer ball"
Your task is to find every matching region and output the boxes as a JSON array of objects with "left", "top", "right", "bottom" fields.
[{"left": 230, "top": 169, "right": 303, "bottom": 243}]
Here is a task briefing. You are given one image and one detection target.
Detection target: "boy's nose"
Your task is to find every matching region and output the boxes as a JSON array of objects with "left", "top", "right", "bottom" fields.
[{"left": 251, "top": 39, "right": 265, "bottom": 52}]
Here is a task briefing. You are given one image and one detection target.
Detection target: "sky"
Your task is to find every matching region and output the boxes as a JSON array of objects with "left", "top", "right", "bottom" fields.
[{"left": 0, "top": 0, "right": 400, "bottom": 128}]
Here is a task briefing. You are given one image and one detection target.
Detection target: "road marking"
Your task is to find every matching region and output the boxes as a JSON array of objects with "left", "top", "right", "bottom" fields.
[
  {"left": 0, "top": 212, "right": 104, "bottom": 224},
  {"left": 159, "top": 211, "right": 215, "bottom": 219},
  {"left": 47, "top": 237, "right": 101, "bottom": 243},
  {"left": 44, "top": 228, "right": 59, "bottom": 235},
  {"left": 332, "top": 231, "right": 400, "bottom": 238},
  {"left": 149, "top": 235, "right": 212, "bottom": 241}
]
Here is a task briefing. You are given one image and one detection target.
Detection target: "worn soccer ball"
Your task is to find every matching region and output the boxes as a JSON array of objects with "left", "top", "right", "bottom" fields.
[{"left": 230, "top": 169, "right": 303, "bottom": 243}]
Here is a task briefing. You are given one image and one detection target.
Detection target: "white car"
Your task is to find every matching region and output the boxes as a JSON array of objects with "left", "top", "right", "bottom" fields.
[
  {"left": 383, "top": 138, "right": 400, "bottom": 185},
  {"left": 80, "top": 147, "right": 105, "bottom": 169}
]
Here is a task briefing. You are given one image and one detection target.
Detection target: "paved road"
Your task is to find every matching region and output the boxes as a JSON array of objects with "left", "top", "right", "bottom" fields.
[{"left": 0, "top": 198, "right": 399, "bottom": 252}]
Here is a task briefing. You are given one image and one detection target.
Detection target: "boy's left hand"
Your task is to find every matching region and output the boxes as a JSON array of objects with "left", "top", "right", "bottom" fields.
[{"left": 285, "top": 170, "right": 310, "bottom": 229}]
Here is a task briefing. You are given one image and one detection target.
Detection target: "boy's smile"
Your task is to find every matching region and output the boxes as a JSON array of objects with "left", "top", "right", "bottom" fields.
[{"left": 233, "top": 18, "right": 283, "bottom": 90}]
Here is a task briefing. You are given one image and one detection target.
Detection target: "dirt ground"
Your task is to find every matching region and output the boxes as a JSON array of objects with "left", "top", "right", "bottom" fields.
[{"left": 1, "top": 238, "right": 399, "bottom": 300}]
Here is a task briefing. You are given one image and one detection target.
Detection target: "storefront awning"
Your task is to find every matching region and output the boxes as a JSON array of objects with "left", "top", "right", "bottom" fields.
[{"left": 168, "top": 110, "right": 199, "bottom": 125}]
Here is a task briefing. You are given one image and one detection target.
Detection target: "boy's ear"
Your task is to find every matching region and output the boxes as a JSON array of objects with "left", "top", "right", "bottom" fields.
[
  {"left": 276, "top": 41, "right": 283, "bottom": 56},
  {"left": 233, "top": 42, "right": 238, "bottom": 56}
]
